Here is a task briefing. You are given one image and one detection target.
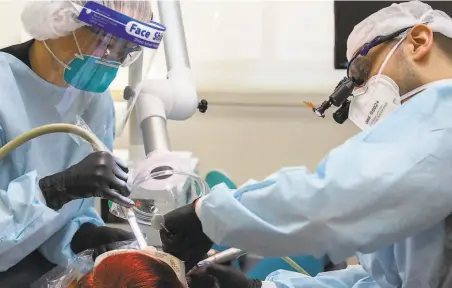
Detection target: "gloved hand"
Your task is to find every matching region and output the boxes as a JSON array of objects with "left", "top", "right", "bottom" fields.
[
  {"left": 39, "top": 151, "right": 134, "bottom": 210},
  {"left": 71, "top": 223, "right": 136, "bottom": 259},
  {"left": 188, "top": 264, "right": 262, "bottom": 288},
  {"left": 160, "top": 202, "right": 213, "bottom": 270}
]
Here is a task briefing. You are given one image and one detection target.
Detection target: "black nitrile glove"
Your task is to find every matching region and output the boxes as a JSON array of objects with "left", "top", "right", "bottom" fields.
[
  {"left": 71, "top": 223, "right": 136, "bottom": 259},
  {"left": 160, "top": 202, "right": 213, "bottom": 270},
  {"left": 188, "top": 264, "right": 262, "bottom": 288},
  {"left": 39, "top": 151, "right": 134, "bottom": 210}
]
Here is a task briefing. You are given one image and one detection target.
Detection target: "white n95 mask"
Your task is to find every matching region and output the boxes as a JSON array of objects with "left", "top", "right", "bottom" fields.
[
  {"left": 348, "top": 73, "right": 449, "bottom": 130},
  {"left": 348, "top": 74, "right": 402, "bottom": 130},
  {"left": 348, "top": 32, "right": 407, "bottom": 130}
]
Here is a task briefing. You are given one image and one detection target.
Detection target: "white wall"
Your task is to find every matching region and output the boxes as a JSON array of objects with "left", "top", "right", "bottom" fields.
[
  {"left": 182, "top": 0, "right": 344, "bottom": 93},
  {"left": 115, "top": 0, "right": 360, "bottom": 184},
  {"left": 0, "top": 0, "right": 359, "bottom": 185},
  {"left": 0, "top": 1, "right": 26, "bottom": 47},
  {"left": 116, "top": 91, "right": 359, "bottom": 185},
  {"left": 166, "top": 94, "right": 359, "bottom": 185}
]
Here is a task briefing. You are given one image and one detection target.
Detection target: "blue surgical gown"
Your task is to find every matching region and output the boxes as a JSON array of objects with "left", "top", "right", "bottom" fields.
[
  {"left": 0, "top": 52, "right": 115, "bottom": 271},
  {"left": 196, "top": 80, "right": 452, "bottom": 287}
]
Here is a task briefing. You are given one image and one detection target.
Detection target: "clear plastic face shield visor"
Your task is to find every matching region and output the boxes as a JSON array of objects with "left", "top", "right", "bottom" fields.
[
  {"left": 55, "top": 1, "right": 165, "bottom": 91},
  {"left": 44, "top": 1, "right": 165, "bottom": 148}
]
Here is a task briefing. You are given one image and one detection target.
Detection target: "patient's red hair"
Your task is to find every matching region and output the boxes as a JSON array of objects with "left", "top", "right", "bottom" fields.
[{"left": 75, "top": 251, "right": 184, "bottom": 288}]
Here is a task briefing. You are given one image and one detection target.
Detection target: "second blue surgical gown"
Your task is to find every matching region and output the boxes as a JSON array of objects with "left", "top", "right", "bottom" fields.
[
  {"left": 196, "top": 80, "right": 452, "bottom": 287},
  {"left": 0, "top": 52, "right": 115, "bottom": 271}
]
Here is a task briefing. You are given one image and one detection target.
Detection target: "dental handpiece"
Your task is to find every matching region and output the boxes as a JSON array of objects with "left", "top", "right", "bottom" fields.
[
  {"left": 195, "top": 248, "right": 247, "bottom": 268},
  {"left": 151, "top": 214, "right": 171, "bottom": 234},
  {"left": 150, "top": 216, "right": 246, "bottom": 271}
]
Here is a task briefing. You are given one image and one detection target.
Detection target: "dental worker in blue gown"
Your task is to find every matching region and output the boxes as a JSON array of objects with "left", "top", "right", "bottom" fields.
[
  {"left": 0, "top": 1, "right": 155, "bottom": 286},
  {"left": 162, "top": 2, "right": 452, "bottom": 287}
]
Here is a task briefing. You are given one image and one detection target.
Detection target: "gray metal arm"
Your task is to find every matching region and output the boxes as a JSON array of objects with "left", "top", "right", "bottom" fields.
[
  {"left": 132, "top": 0, "right": 193, "bottom": 155},
  {"left": 158, "top": 0, "right": 191, "bottom": 70}
]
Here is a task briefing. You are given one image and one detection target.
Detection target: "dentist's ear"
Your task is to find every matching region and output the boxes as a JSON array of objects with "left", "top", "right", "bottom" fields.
[{"left": 405, "top": 24, "right": 434, "bottom": 61}]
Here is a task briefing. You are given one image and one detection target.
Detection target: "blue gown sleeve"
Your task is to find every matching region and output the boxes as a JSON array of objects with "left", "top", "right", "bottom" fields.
[
  {"left": 0, "top": 172, "right": 60, "bottom": 271},
  {"left": 196, "top": 91, "right": 452, "bottom": 263},
  {"left": 39, "top": 97, "right": 116, "bottom": 266},
  {"left": 0, "top": 124, "right": 71, "bottom": 271},
  {"left": 263, "top": 265, "right": 375, "bottom": 288},
  {"left": 38, "top": 199, "right": 104, "bottom": 266}
]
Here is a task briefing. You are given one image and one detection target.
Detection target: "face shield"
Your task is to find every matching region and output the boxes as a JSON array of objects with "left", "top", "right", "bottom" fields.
[
  {"left": 46, "top": 1, "right": 164, "bottom": 91},
  {"left": 37, "top": 1, "right": 164, "bottom": 159}
]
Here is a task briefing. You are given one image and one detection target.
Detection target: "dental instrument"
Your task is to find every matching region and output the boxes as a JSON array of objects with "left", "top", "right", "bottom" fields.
[{"left": 196, "top": 248, "right": 248, "bottom": 268}]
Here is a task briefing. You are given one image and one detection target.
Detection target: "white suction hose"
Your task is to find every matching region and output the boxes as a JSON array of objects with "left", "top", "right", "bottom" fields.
[
  {"left": 0, "top": 123, "right": 147, "bottom": 250},
  {"left": 0, "top": 124, "right": 106, "bottom": 158},
  {"left": 0, "top": 124, "right": 311, "bottom": 274}
]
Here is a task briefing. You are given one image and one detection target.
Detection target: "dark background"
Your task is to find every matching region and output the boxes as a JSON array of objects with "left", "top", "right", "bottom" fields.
[{"left": 334, "top": 1, "right": 452, "bottom": 69}]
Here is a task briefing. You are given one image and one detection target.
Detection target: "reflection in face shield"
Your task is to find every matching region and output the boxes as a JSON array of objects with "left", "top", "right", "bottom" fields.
[{"left": 88, "top": 27, "right": 143, "bottom": 66}]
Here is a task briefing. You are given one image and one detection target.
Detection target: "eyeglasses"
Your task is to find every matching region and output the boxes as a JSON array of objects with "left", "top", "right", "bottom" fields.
[{"left": 346, "top": 26, "right": 413, "bottom": 82}]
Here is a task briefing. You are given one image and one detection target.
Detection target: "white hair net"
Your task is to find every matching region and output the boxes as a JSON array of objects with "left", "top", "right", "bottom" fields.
[
  {"left": 346, "top": 1, "right": 452, "bottom": 60},
  {"left": 22, "top": 1, "right": 153, "bottom": 41}
]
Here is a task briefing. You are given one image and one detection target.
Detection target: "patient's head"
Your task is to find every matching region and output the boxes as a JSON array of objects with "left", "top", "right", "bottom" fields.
[{"left": 74, "top": 250, "right": 184, "bottom": 288}]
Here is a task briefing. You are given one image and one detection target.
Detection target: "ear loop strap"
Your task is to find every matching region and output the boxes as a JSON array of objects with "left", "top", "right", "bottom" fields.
[
  {"left": 43, "top": 31, "right": 85, "bottom": 71},
  {"left": 43, "top": 41, "right": 71, "bottom": 70},
  {"left": 72, "top": 31, "right": 84, "bottom": 60},
  {"left": 365, "top": 35, "right": 407, "bottom": 102},
  {"left": 375, "top": 35, "right": 406, "bottom": 84},
  {"left": 400, "top": 83, "right": 429, "bottom": 102}
]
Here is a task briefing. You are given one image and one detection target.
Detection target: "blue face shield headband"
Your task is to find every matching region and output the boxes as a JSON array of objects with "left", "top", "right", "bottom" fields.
[{"left": 42, "top": 1, "right": 165, "bottom": 93}]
